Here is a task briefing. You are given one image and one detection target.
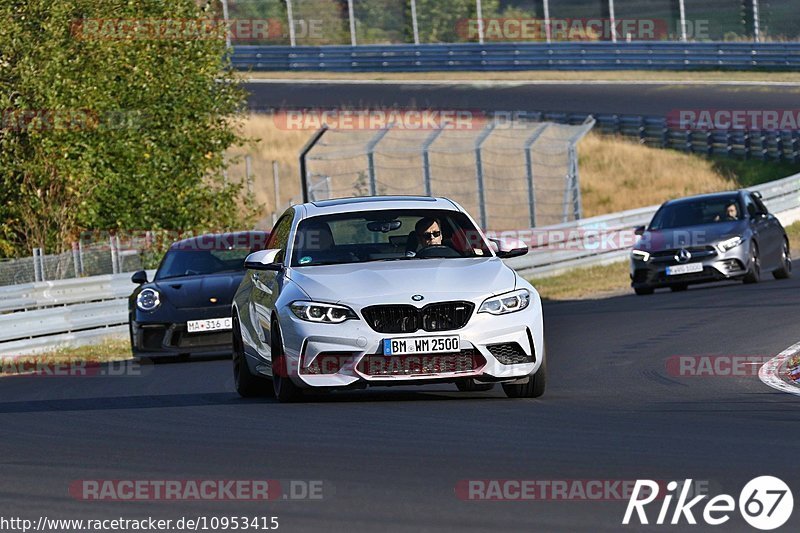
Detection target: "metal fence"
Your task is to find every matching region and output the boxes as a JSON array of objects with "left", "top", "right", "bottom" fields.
[
  {"left": 224, "top": 0, "right": 799, "bottom": 45},
  {"left": 0, "top": 239, "right": 144, "bottom": 287},
  {"left": 303, "top": 116, "right": 595, "bottom": 229}
]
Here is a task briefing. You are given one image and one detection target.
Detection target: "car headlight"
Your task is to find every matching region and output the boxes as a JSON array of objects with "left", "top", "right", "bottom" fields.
[
  {"left": 290, "top": 301, "right": 357, "bottom": 323},
  {"left": 716, "top": 236, "right": 743, "bottom": 253},
  {"left": 478, "top": 289, "right": 530, "bottom": 315},
  {"left": 631, "top": 249, "right": 650, "bottom": 262},
  {"left": 136, "top": 288, "right": 161, "bottom": 311}
]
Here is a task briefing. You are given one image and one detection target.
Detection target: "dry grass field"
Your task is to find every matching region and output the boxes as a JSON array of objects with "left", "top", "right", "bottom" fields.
[{"left": 229, "top": 112, "right": 780, "bottom": 227}]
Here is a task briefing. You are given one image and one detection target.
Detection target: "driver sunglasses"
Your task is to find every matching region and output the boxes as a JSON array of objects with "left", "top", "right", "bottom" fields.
[{"left": 422, "top": 230, "right": 442, "bottom": 239}]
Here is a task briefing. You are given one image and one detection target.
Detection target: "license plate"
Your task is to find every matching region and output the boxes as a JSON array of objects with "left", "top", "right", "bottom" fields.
[
  {"left": 187, "top": 317, "right": 232, "bottom": 333},
  {"left": 383, "top": 335, "right": 460, "bottom": 356},
  {"left": 666, "top": 263, "right": 704, "bottom": 276}
]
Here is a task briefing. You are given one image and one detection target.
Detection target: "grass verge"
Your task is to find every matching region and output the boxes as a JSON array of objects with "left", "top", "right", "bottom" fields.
[{"left": 0, "top": 337, "right": 132, "bottom": 376}]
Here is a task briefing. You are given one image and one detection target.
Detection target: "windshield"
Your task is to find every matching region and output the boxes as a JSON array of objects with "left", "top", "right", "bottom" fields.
[
  {"left": 648, "top": 196, "right": 743, "bottom": 230},
  {"left": 156, "top": 248, "right": 252, "bottom": 280},
  {"left": 290, "top": 209, "right": 492, "bottom": 267}
]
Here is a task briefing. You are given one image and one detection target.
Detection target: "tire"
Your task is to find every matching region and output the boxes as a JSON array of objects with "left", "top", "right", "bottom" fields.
[
  {"left": 502, "top": 351, "right": 546, "bottom": 399},
  {"left": 271, "top": 322, "right": 304, "bottom": 403},
  {"left": 743, "top": 244, "right": 761, "bottom": 284},
  {"left": 634, "top": 287, "right": 654, "bottom": 295},
  {"left": 233, "top": 318, "right": 273, "bottom": 398},
  {"left": 455, "top": 378, "right": 494, "bottom": 392},
  {"left": 773, "top": 239, "right": 792, "bottom": 280},
  {"left": 670, "top": 284, "right": 688, "bottom": 292}
]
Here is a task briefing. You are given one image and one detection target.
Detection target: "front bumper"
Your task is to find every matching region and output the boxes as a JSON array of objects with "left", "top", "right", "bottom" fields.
[
  {"left": 264, "top": 303, "right": 543, "bottom": 389},
  {"left": 130, "top": 321, "right": 233, "bottom": 358},
  {"left": 630, "top": 244, "right": 748, "bottom": 289}
]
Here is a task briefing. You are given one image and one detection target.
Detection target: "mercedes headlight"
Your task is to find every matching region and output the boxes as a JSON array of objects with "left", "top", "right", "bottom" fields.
[
  {"left": 716, "top": 236, "right": 742, "bottom": 253},
  {"left": 290, "top": 301, "right": 357, "bottom": 323},
  {"left": 631, "top": 249, "right": 650, "bottom": 262},
  {"left": 478, "top": 289, "right": 531, "bottom": 315},
  {"left": 136, "top": 288, "right": 161, "bottom": 311}
]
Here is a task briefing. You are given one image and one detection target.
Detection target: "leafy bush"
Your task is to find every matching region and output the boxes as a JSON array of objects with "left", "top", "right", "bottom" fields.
[{"left": 0, "top": 0, "right": 254, "bottom": 257}]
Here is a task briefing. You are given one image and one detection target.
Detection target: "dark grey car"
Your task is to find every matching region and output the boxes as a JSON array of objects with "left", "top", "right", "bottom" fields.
[{"left": 630, "top": 190, "right": 791, "bottom": 295}]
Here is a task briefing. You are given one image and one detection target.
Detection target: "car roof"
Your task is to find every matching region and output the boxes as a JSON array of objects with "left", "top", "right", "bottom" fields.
[
  {"left": 169, "top": 231, "right": 270, "bottom": 250},
  {"left": 302, "top": 196, "right": 460, "bottom": 217},
  {"left": 663, "top": 190, "right": 743, "bottom": 207}
]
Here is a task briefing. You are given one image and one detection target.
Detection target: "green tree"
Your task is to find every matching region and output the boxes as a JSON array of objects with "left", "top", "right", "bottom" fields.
[{"left": 0, "top": 0, "right": 253, "bottom": 257}]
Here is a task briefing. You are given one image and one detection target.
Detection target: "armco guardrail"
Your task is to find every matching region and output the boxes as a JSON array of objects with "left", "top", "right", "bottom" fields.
[
  {"left": 0, "top": 271, "right": 154, "bottom": 356},
  {"left": 516, "top": 111, "right": 800, "bottom": 163},
  {"left": 232, "top": 42, "right": 800, "bottom": 72},
  {"left": 3, "top": 172, "right": 800, "bottom": 355}
]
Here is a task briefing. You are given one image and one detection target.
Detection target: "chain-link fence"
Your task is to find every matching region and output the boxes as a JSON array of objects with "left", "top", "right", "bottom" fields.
[
  {"left": 224, "top": 0, "right": 799, "bottom": 45},
  {"left": 303, "top": 115, "right": 594, "bottom": 231},
  {"left": 0, "top": 238, "right": 146, "bottom": 287}
]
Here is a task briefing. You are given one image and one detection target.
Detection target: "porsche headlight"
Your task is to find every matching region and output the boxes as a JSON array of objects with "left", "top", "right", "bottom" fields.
[
  {"left": 290, "top": 301, "right": 357, "bottom": 323},
  {"left": 716, "top": 236, "right": 743, "bottom": 253},
  {"left": 478, "top": 289, "right": 530, "bottom": 315},
  {"left": 136, "top": 288, "right": 161, "bottom": 311},
  {"left": 631, "top": 249, "right": 650, "bottom": 262}
]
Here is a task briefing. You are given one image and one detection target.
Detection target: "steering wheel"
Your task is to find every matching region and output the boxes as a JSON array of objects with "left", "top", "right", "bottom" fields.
[{"left": 415, "top": 245, "right": 461, "bottom": 258}]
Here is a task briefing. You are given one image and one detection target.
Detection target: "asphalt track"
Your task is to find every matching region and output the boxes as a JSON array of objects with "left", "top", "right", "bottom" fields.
[
  {"left": 245, "top": 81, "right": 800, "bottom": 116},
  {"left": 2, "top": 276, "right": 800, "bottom": 532}
]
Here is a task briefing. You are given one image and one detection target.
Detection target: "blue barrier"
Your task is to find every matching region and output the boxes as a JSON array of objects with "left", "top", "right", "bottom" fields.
[{"left": 231, "top": 42, "right": 800, "bottom": 72}]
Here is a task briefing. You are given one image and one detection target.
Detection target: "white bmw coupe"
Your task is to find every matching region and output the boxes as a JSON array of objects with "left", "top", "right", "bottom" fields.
[{"left": 232, "top": 196, "right": 546, "bottom": 402}]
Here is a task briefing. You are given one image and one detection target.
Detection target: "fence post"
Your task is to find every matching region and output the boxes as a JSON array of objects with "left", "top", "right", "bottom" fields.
[
  {"left": 272, "top": 160, "right": 281, "bottom": 215},
  {"left": 752, "top": 0, "right": 761, "bottom": 42},
  {"left": 421, "top": 124, "right": 447, "bottom": 197},
  {"left": 299, "top": 125, "right": 328, "bottom": 203},
  {"left": 475, "top": 0, "right": 485, "bottom": 44},
  {"left": 245, "top": 155, "right": 253, "bottom": 194},
  {"left": 543, "top": 0, "right": 552, "bottom": 44},
  {"left": 347, "top": 0, "right": 357, "bottom": 46},
  {"left": 474, "top": 121, "right": 497, "bottom": 229},
  {"left": 524, "top": 124, "right": 548, "bottom": 228},
  {"left": 410, "top": 0, "right": 420, "bottom": 45},
  {"left": 110, "top": 236, "right": 119, "bottom": 275},
  {"left": 678, "top": 0, "right": 688, "bottom": 42},
  {"left": 78, "top": 240, "right": 85, "bottom": 276},
  {"left": 33, "top": 248, "right": 42, "bottom": 282},
  {"left": 286, "top": 0, "right": 296, "bottom": 47},
  {"left": 366, "top": 124, "right": 394, "bottom": 196},
  {"left": 71, "top": 242, "right": 81, "bottom": 278}
]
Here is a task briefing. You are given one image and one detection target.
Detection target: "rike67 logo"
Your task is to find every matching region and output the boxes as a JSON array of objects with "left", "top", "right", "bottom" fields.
[{"left": 623, "top": 476, "right": 793, "bottom": 530}]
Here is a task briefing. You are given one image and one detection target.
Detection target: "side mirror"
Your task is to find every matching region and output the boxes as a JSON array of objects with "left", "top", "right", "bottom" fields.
[
  {"left": 489, "top": 237, "right": 529, "bottom": 259},
  {"left": 244, "top": 249, "right": 284, "bottom": 271},
  {"left": 634, "top": 225, "right": 646, "bottom": 236},
  {"left": 131, "top": 270, "right": 148, "bottom": 284}
]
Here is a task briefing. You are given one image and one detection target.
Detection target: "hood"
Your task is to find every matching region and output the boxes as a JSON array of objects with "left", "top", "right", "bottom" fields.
[
  {"left": 636, "top": 221, "right": 746, "bottom": 252},
  {"left": 287, "top": 258, "right": 515, "bottom": 306},
  {"left": 152, "top": 272, "right": 244, "bottom": 309}
]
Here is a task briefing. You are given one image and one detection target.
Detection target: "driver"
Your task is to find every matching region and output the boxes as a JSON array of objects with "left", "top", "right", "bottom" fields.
[
  {"left": 415, "top": 217, "right": 443, "bottom": 248},
  {"left": 714, "top": 202, "right": 739, "bottom": 222}
]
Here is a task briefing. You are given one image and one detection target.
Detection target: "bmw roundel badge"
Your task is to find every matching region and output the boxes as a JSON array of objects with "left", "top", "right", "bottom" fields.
[{"left": 411, "top": 294, "right": 424, "bottom": 302}]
